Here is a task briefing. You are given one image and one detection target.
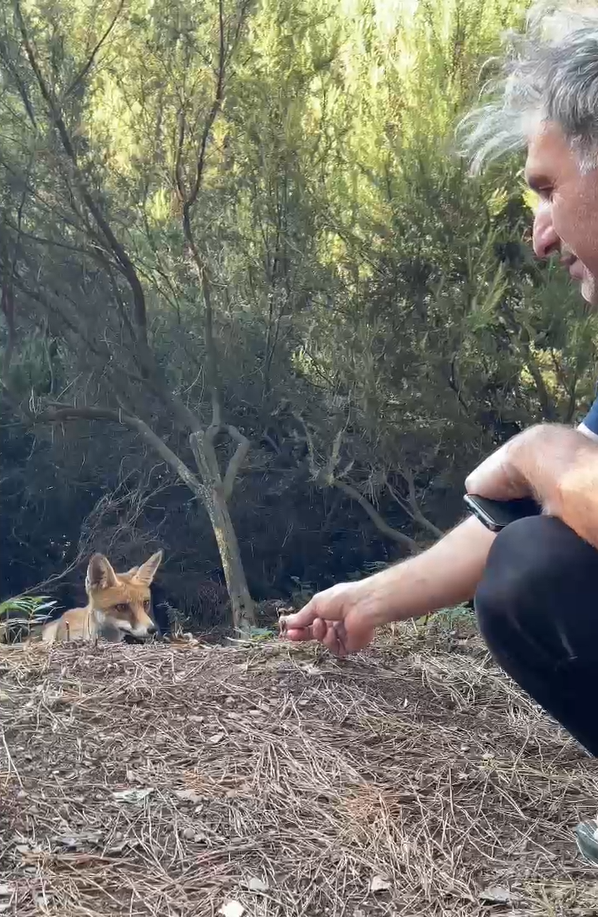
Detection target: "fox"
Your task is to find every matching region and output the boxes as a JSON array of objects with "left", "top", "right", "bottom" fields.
[{"left": 41, "top": 550, "right": 163, "bottom": 645}]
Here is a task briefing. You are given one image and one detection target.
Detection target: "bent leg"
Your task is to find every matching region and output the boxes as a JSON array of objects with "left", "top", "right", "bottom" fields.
[{"left": 475, "top": 515, "right": 598, "bottom": 755}]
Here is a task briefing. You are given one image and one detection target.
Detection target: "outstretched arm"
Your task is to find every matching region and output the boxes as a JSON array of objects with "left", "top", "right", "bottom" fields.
[
  {"left": 283, "top": 515, "right": 495, "bottom": 655},
  {"left": 284, "top": 421, "right": 598, "bottom": 656}
]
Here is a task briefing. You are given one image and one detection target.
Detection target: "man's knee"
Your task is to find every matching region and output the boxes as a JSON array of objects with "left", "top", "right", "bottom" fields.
[{"left": 475, "top": 514, "right": 598, "bottom": 634}]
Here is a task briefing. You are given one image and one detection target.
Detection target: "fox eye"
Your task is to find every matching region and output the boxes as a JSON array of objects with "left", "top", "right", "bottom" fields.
[
  {"left": 143, "top": 600, "right": 150, "bottom": 610},
  {"left": 115, "top": 603, "right": 129, "bottom": 613}
]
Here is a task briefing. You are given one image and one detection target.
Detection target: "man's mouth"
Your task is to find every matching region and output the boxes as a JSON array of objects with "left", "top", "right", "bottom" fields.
[
  {"left": 561, "top": 254, "right": 595, "bottom": 307},
  {"left": 563, "top": 254, "right": 585, "bottom": 281}
]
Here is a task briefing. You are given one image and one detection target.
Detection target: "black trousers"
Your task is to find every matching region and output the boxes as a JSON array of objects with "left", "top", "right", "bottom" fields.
[{"left": 475, "top": 515, "right": 598, "bottom": 756}]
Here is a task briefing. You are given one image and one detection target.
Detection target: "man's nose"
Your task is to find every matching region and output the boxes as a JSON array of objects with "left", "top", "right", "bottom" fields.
[{"left": 532, "top": 204, "right": 561, "bottom": 259}]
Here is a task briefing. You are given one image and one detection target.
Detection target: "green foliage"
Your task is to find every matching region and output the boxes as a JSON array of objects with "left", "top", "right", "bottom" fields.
[
  {"left": 0, "top": 594, "right": 57, "bottom": 642},
  {"left": 247, "top": 626, "right": 276, "bottom": 641},
  {"left": 432, "top": 603, "right": 476, "bottom": 630},
  {"left": 1, "top": 0, "right": 597, "bottom": 610},
  {"left": 0, "top": 594, "right": 56, "bottom": 619}
]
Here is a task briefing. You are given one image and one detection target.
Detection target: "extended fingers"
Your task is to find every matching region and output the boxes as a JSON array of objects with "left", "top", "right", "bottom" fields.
[
  {"left": 281, "top": 600, "right": 318, "bottom": 633},
  {"left": 284, "top": 625, "right": 314, "bottom": 642},
  {"left": 284, "top": 617, "right": 346, "bottom": 655},
  {"left": 322, "top": 621, "right": 347, "bottom": 657},
  {"left": 284, "top": 616, "right": 326, "bottom": 643}
]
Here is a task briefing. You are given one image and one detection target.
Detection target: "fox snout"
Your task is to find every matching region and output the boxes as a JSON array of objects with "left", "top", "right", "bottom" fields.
[
  {"left": 125, "top": 613, "right": 157, "bottom": 638},
  {"left": 137, "top": 620, "right": 157, "bottom": 636}
]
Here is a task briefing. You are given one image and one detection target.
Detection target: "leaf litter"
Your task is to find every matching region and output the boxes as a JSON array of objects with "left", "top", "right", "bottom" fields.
[{"left": 0, "top": 625, "right": 597, "bottom": 916}]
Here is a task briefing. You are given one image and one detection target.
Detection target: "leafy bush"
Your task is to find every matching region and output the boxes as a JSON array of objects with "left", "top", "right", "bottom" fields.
[{"left": 0, "top": 595, "right": 57, "bottom": 643}]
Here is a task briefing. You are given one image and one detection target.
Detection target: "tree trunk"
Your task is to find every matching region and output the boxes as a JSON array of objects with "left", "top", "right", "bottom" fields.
[
  {"left": 205, "top": 489, "right": 255, "bottom": 632},
  {"left": 189, "top": 428, "right": 255, "bottom": 632}
]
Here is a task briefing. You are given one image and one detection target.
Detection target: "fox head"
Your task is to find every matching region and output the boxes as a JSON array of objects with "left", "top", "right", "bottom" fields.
[{"left": 85, "top": 550, "right": 163, "bottom": 639}]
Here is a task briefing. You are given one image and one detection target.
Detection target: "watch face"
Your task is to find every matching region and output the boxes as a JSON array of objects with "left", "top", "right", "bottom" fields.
[{"left": 464, "top": 495, "right": 541, "bottom": 530}]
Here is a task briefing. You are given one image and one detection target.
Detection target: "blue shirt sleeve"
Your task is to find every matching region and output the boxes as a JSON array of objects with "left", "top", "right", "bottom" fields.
[{"left": 580, "top": 393, "right": 598, "bottom": 436}]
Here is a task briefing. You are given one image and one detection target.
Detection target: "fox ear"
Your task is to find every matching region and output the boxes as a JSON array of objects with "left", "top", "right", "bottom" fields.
[
  {"left": 133, "top": 550, "right": 163, "bottom": 586},
  {"left": 86, "top": 554, "right": 118, "bottom": 590},
  {"left": 125, "top": 565, "right": 140, "bottom": 577}
]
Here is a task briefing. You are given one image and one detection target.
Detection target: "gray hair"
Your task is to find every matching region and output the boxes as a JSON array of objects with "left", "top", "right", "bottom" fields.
[{"left": 460, "top": 3, "right": 598, "bottom": 174}]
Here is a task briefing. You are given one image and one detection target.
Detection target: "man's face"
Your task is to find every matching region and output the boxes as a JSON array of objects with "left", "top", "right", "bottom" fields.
[{"left": 526, "top": 121, "right": 598, "bottom": 306}]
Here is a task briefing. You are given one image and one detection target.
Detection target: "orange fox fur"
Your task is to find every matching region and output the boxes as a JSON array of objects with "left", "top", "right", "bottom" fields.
[{"left": 41, "top": 551, "right": 163, "bottom": 645}]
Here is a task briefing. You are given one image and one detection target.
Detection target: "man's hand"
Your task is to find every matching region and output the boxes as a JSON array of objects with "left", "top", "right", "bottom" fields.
[
  {"left": 279, "top": 516, "right": 496, "bottom": 654},
  {"left": 279, "top": 581, "right": 377, "bottom": 657},
  {"left": 466, "top": 424, "right": 598, "bottom": 550},
  {"left": 465, "top": 433, "right": 531, "bottom": 501}
]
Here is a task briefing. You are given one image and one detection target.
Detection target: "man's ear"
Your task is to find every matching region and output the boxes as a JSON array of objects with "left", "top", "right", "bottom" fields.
[
  {"left": 133, "top": 550, "right": 163, "bottom": 586},
  {"left": 86, "top": 554, "right": 118, "bottom": 590}
]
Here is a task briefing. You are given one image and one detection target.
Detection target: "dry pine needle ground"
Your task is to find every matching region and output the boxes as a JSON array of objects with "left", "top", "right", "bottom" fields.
[{"left": 1, "top": 626, "right": 598, "bottom": 917}]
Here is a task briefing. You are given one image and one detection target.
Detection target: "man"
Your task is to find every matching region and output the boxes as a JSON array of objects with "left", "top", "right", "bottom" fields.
[{"left": 282, "top": 4, "right": 598, "bottom": 863}]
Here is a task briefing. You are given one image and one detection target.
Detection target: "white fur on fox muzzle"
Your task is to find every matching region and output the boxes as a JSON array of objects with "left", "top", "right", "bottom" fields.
[
  {"left": 118, "top": 620, "right": 156, "bottom": 638},
  {"left": 117, "top": 620, "right": 144, "bottom": 636}
]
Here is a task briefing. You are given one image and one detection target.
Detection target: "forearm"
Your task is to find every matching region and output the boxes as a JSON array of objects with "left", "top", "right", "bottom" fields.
[{"left": 366, "top": 515, "right": 495, "bottom": 626}]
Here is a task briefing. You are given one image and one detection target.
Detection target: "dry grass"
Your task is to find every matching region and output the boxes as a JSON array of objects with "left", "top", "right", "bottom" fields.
[{"left": 1, "top": 626, "right": 597, "bottom": 917}]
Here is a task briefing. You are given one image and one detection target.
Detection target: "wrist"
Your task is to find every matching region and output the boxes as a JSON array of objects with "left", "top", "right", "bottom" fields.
[{"left": 356, "top": 564, "right": 409, "bottom": 627}]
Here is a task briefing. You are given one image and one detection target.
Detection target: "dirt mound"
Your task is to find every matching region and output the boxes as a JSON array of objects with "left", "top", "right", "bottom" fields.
[{"left": 1, "top": 630, "right": 597, "bottom": 916}]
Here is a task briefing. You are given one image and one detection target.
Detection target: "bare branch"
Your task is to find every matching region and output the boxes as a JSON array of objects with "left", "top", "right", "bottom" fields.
[
  {"left": 325, "top": 426, "right": 345, "bottom": 479},
  {"left": 295, "top": 413, "right": 318, "bottom": 478},
  {"left": 0, "top": 245, "right": 17, "bottom": 387},
  {"left": 332, "top": 478, "right": 420, "bottom": 553},
  {"left": 12, "top": 273, "right": 141, "bottom": 384},
  {"left": 386, "top": 469, "right": 444, "bottom": 539},
  {"left": 14, "top": 0, "right": 149, "bottom": 348},
  {"left": 200, "top": 267, "right": 222, "bottom": 426},
  {"left": 1, "top": 218, "right": 127, "bottom": 284},
  {"left": 296, "top": 414, "right": 420, "bottom": 553},
  {"left": 13, "top": 240, "right": 205, "bottom": 439},
  {"left": 174, "top": 0, "right": 253, "bottom": 427},
  {"left": 563, "top": 378, "right": 578, "bottom": 424},
  {"left": 447, "top": 354, "right": 470, "bottom": 414},
  {"left": 187, "top": 0, "right": 226, "bottom": 207},
  {"left": 174, "top": 105, "right": 188, "bottom": 203},
  {"left": 32, "top": 403, "right": 209, "bottom": 500},
  {"left": 222, "top": 424, "right": 250, "bottom": 501},
  {"left": 0, "top": 38, "right": 37, "bottom": 127},
  {"left": 64, "top": 0, "right": 125, "bottom": 98},
  {"left": 179, "top": 168, "right": 222, "bottom": 425}
]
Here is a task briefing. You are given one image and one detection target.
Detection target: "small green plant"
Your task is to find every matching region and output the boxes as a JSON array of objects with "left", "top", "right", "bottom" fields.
[
  {"left": 424, "top": 603, "right": 476, "bottom": 631},
  {"left": 227, "top": 625, "right": 277, "bottom": 646},
  {"left": 247, "top": 626, "right": 276, "bottom": 642},
  {"left": 0, "top": 594, "right": 57, "bottom": 643}
]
